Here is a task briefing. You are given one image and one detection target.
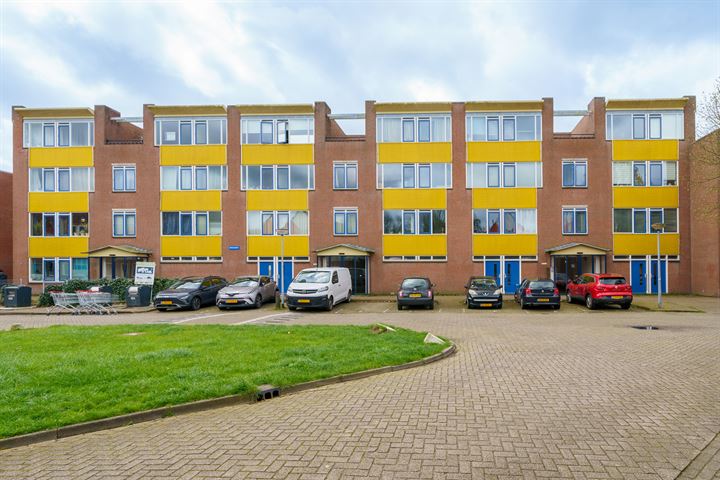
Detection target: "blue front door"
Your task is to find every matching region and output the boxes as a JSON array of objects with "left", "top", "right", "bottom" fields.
[
  {"left": 259, "top": 261, "right": 274, "bottom": 278},
  {"left": 504, "top": 260, "right": 520, "bottom": 294},
  {"left": 650, "top": 259, "right": 666, "bottom": 294},
  {"left": 485, "top": 261, "right": 500, "bottom": 288},
  {"left": 260, "top": 260, "right": 293, "bottom": 293},
  {"left": 631, "top": 260, "right": 647, "bottom": 294},
  {"left": 279, "top": 261, "right": 293, "bottom": 293}
]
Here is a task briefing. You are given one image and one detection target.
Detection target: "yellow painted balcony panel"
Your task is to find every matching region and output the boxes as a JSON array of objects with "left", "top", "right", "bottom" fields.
[
  {"left": 29, "top": 237, "right": 89, "bottom": 257},
  {"left": 377, "top": 143, "right": 452, "bottom": 164},
  {"left": 383, "top": 189, "right": 446, "bottom": 209},
  {"left": 161, "top": 191, "right": 222, "bottom": 211},
  {"left": 467, "top": 141, "right": 541, "bottom": 162},
  {"left": 161, "top": 236, "right": 222, "bottom": 257},
  {"left": 612, "top": 140, "right": 679, "bottom": 161},
  {"left": 29, "top": 192, "right": 88, "bottom": 213},
  {"left": 246, "top": 190, "right": 308, "bottom": 210},
  {"left": 29, "top": 147, "right": 93, "bottom": 167},
  {"left": 613, "top": 234, "right": 679, "bottom": 256},
  {"left": 472, "top": 188, "right": 536, "bottom": 209},
  {"left": 241, "top": 144, "right": 314, "bottom": 165},
  {"left": 383, "top": 235, "right": 447, "bottom": 256},
  {"left": 472, "top": 234, "right": 537, "bottom": 256},
  {"left": 613, "top": 187, "right": 679, "bottom": 208},
  {"left": 159, "top": 145, "right": 227, "bottom": 166},
  {"left": 247, "top": 236, "right": 309, "bottom": 257}
]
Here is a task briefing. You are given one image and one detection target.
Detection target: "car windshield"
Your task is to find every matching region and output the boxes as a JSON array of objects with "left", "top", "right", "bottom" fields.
[
  {"left": 294, "top": 271, "right": 331, "bottom": 284},
  {"left": 600, "top": 277, "right": 626, "bottom": 285},
  {"left": 401, "top": 278, "right": 429, "bottom": 289},
  {"left": 170, "top": 280, "right": 201, "bottom": 290},
  {"left": 470, "top": 278, "right": 497, "bottom": 289},
  {"left": 529, "top": 281, "right": 554, "bottom": 289},
  {"left": 231, "top": 277, "right": 259, "bottom": 287}
]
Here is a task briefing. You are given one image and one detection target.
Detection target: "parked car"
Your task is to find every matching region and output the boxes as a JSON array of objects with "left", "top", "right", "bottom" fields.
[
  {"left": 154, "top": 276, "right": 227, "bottom": 311},
  {"left": 514, "top": 279, "right": 561, "bottom": 309},
  {"left": 286, "top": 267, "right": 352, "bottom": 311},
  {"left": 465, "top": 276, "right": 503, "bottom": 309},
  {"left": 216, "top": 276, "right": 277, "bottom": 309},
  {"left": 566, "top": 273, "right": 633, "bottom": 309},
  {"left": 397, "top": 277, "right": 434, "bottom": 310}
]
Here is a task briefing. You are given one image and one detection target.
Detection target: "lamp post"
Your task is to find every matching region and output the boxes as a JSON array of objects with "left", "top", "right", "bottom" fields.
[
  {"left": 277, "top": 228, "right": 288, "bottom": 308},
  {"left": 651, "top": 223, "right": 665, "bottom": 309}
]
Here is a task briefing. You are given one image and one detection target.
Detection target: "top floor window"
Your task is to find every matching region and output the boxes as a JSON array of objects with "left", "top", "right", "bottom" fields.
[
  {"left": 23, "top": 120, "right": 94, "bottom": 148},
  {"left": 466, "top": 113, "right": 541, "bottom": 142},
  {"left": 606, "top": 111, "right": 684, "bottom": 140},
  {"left": 154, "top": 117, "right": 227, "bottom": 145},
  {"left": 241, "top": 117, "right": 314, "bottom": 145},
  {"left": 376, "top": 115, "right": 451, "bottom": 143}
]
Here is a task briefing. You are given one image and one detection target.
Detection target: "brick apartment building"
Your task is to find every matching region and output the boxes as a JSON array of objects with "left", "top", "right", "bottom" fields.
[
  {"left": 0, "top": 170, "right": 12, "bottom": 280},
  {"left": 12, "top": 96, "right": 716, "bottom": 296}
]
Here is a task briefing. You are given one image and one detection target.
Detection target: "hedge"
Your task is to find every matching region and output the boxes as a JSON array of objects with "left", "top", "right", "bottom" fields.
[{"left": 37, "top": 277, "right": 178, "bottom": 307}]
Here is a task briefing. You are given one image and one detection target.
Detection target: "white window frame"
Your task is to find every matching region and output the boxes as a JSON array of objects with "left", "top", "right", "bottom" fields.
[
  {"left": 241, "top": 164, "right": 315, "bottom": 191},
  {"left": 29, "top": 167, "right": 95, "bottom": 193},
  {"left": 606, "top": 111, "right": 684, "bottom": 140},
  {"left": 382, "top": 209, "right": 446, "bottom": 235},
  {"left": 376, "top": 114, "right": 451, "bottom": 143},
  {"left": 612, "top": 161, "right": 678, "bottom": 187},
  {"left": 112, "top": 210, "right": 136, "bottom": 238},
  {"left": 241, "top": 116, "right": 314, "bottom": 145},
  {"left": 472, "top": 208, "right": 537, "bottom": 235},
  {"left": 246, "top": 210, "right": 310, "bottom": 236},
  {"left": 561, "top": 207, "right": 588, "bottom": 235},
  {"left": 465, "top": 113, "right": 542, "bottom": 142},
  {"left": 23, "top": 120, "right": 94, "bottom": 148},
  {"left": 154, "top": 117, "right": 227, "bottom": 146},
  {"left": 333, "top": 162, "right": 358, "bottom": 190},
  {"left": 612, "top": 208, "right": 679, "bottom": 234},
  {"left": 561, "top": 160, "right": 588, "bottom": 188},
  {"left": 29, "top": 212, "right": 89, "bottom": 237},
  {"left": 160, "top": 165, "right": 228, "bottom": 191},
  {"left": 333, "top": 208, "right": 359, "bottom": 236},
  {"left": 160, "top": 211, "right": 223, "bottom": 236},
  {"left": 466, "top": 162, "right": 542, "bottom": 189},
  {"left": 112, "top": 165, "right": 137, "bottom": 192},
  {"left": 377, "top": 163, "right": 452, "bottom": 189}
]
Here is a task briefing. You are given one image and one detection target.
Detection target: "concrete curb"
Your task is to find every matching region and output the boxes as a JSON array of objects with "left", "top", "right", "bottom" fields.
[
  {"left": 0, "top": 342, "right": 456, "bottom": 450},
  {"left": 0, "top": 307, "right": 156, "bottom": 316},
  {"left": 631, "top": 304, "right": 704, "bottom": 313}
]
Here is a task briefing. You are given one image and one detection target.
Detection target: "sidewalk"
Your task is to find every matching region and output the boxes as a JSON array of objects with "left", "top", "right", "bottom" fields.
[
  {"left": 631, "top": 294, "right": 719, "bottom": 314},
  {"left": 0, "top": 305, "right": 156, "bottom": 316}
]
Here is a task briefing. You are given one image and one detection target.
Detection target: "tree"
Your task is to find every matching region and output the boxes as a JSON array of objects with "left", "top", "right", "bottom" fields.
[{"left": 691, "top": 78, "right": 720, "bottom": 218}]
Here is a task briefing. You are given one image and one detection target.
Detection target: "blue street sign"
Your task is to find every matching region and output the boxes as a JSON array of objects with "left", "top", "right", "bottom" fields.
[{"left": 228, "top": 246, "right": 240, "bottom": 251}]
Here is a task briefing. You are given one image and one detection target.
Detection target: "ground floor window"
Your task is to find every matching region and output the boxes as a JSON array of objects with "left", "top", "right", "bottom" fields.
[{"left": 30, "top": 257, "right": 88, "bottom": 282}]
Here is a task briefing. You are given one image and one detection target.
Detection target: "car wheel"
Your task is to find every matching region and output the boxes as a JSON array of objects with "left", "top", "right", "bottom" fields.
[
  {"left": 566, "top": 292, "right": 572, "bottom": 304},
  {"left": 585, "top": 295, "right": 595, "bottom": 310},
  {"left": 346, "top": 290, "right": 352, "bottom": 303},
  {"left": 621, "top": 303, "right": 631, "bottom": 310},
  {"left": 191, "top": 296, "right": 202, "bottom": 311},
  {"left": 326, "top": 297, "right": 334, "bottom": 311},
  {"left": 497, "top": 303, "right": 503, "bottom": 310},
  {"left": 254, "top": 295, "right": 262, "bottom": 309},
  {"left": 467, "top": 303, "right": 474, "bottom": 310},
  {"left": 428, "top": 303, "right": 434, "bottom": 310},
  {"left": 553, "top": 304, "right": 560, "bottom": 310},
  {"left": 288, "top": 305, "right": 297, "bottom": 311},
  {"left": 397, "top": 304, "right": 403, "bottom": 311}
]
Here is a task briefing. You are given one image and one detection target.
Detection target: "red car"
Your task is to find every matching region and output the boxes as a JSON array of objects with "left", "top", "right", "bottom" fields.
[{"left": 566, "top": 273, "right": 633, "bottom": 310}]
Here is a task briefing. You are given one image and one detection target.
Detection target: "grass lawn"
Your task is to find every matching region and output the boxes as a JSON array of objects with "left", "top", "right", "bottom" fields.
[{"left": 0, "top": 324, "right": 445, "bottom": 438}]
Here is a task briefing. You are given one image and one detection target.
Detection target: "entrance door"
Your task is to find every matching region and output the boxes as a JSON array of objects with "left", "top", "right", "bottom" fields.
[
  {"left": 504, "top": 260, "right": 520, "bottom": 294},
  {"left": 322, "top": 256, "right": 368, "bottom": 294},
  {"left": 485, "top": 261, "right": 500, "bottom": 288},
  {"left": 259, "top": 259, "right": 293, "bottom": 293},
  {"left": 259, "top": 261, "right": 274, "bottom": 278},
  {"left": 649, "top": 259, "right": 666, "bottom": 294},
  {"left": 631, "top": 260, "right": 647, "bottom": 294}
]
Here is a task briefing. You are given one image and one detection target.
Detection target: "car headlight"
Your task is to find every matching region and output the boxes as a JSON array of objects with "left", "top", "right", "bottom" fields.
[
  {"left": 494, "top": 288, "right": 503, "bottom": 295},
  {"left": 318, "top": 286, "right": 329, "bottom": 292},
  {"left": 468, "top": 289, "right": 478, "bottom": 297}
]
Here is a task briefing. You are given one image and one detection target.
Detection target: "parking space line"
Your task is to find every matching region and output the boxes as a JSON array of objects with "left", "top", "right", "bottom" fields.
[
  {"left": 382, "top": 308, "right": 389, "bottom": 313},
  {"left": 172, "top": 312, "right": 235, "bottom": 324},
  {"left": 232, "top": 313, "right": 289, "bottom": 325}
]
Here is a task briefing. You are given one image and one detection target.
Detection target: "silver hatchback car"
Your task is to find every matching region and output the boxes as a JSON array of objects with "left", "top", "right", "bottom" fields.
[{"left": 216, "top": 276, "right": 277, "bottom": 309}]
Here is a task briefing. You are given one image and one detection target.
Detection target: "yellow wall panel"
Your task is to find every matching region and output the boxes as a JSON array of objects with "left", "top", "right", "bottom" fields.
[
  {"left": 383, "top": 235, "right": 447, "bottom": 256},
  {"left": 159, "top": 145, "right": 227, "bottom": 166},
  {"left": 160, "top": 191, "right": 222, "bottom": 211},
  {"left": 29, "top": 147, "right": 93, "bottom": 167},
  {"left": 161, "top": 236, "right": 222, "bottom": 257},
  {"left": 29, "top": 237, "right": 89, "bottom": 257},
  {"left": 247, "top": 236, "right": 309, "bottom": 257},
  {"left": 472, "top": 234, "right": 537, "bottom": 256},
  {"left": 612, "top": 187, "right": 678, "bottom": 208},
  {"left": 383, "top": 189, "right": 446, "bottom": 209},
  {"left": 241, "top": 144, "right": 313, "bottom": 165},
  {"left": 613, "top": 234, "right": 679, "bottom": 255},
  {"left": 246, "top": 190, "right": 308, "bottom": 210},
  {"left": 377, "top": 143, "right": 452, "bottom": 163},
  {"left": 29, "top": 192, "right": 88, "bottom": 212},
  {"left": 467, "top": 141, "right": 541, "bottom": 162},
  {"left": 612, "top": 140, "right": 678, "bottom": 161},
  {"left": 472, "top": 188, "right": 536, "bottom": 209}
]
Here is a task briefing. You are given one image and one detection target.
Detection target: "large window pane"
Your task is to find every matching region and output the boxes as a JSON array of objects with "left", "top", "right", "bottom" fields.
[
  {"left": 418, "top": 211, "right": 432, "bottom": 234},
  {"left": 161, "top": 166, "right": 179, "bottom": 190},
  {"left": 43, "top": 259, "right": 56, "bottom": 282},
  {"left": 57, "top": 169, "right": 70, "bottom": 192},
  {"left": 382, "top": 118, "right": 401, "bottom": 142},
  {"left": 402, "top": 211, "right": 415, "bottom": 234},
  {"left": 517, "top": 209, "right": 536, "bottom": 234},
  {"left": 58, "top": 259, "right": 71, "bottom": 282},
  {"left": 346, "top": 164, "right": 357, "bottom": 188},
  {"left": 516, "top": 116, "right": 535, "bottom": 140},
  {"left": 334, "top": 212, "right": 345, "bottom": 235},
  {"left": 125, "top": 214, "right": 136, "bottom": 236},
  {"left": 243, "top": 119, "right": 261, "bottom": 144},
  {"left": 503, "top": 210, "right": 516, "bottom": 234},
  {"left": 634, "top": 209, "right": 647, "bottom": 233},
  {"left": 333, "top": 165, "right": 344, "bottom": 189},
  {"left": 208, "top": 119, "right": 223, "bottom": 144},
  {"left": 43, "top": 169, "right": 55, "bottom": 192},
  {"left": 488, "top": 210, "right": 501, "bottom": 233},
  {"left": 402, "top": 164, "right": 415, "bottom": 188},
  {"left": 575, "top": 210, "right": 587, "bottom": 234},
  {"left": 613, "top": 162, "right": 632, "bottom": 186},
  {"left": 473, "top": 209, "right": 487, "bottom": 233},
  {"left": 649, "top": 162, "right": 662, "bottom": 186},
  {"left": 247, "top": 211, "right": 261, "bottom": 235},
  {"left": 633, "top": 162, "right": 646, "bottom": 186},
  {"left": 71, "top": 122, "right": 90, "bottom": 146},
  {"left": 419, "top": 164, "right": 431, "bottom": 188},
  {"left": 72, "top": 258, "right": 89, "bottom": 280},
  {"left": 44, "top": 124, "right": 55, "bottom": 146},
  {"left": 516, "top": 163, "right": 536, "bottom": 187},
  {"left": 72, "top": 213, "right": 88, "bottom": 236},
  {"left": 162, "top": 212, "right": 179, "bottom": 235},
  {"left": 665, "top": 162, "right": 677, "bottom": 186},
  {"left": 383, "top": 210, "right": 402, "bottom": 234},
  {"left": 180, "top": 167, "right": 193, "bottom": 190},
  {"left": 502, "top": 118, "right": 515, "bottom": 141},
  {"left": 664, "top": 209, "right": 678, "bottom": 232},
  {"left": 402, "top": 119, "right": 414, "bottom": 142},
  {"left": 113, "top": 168, "right": 124, "bottom": 191},
  {"left": 650, "top": 210, "right": 663, "bottom": 232},
  {"left": 562, "top": 210, "right": 574, "bottom": 234},
  {"left": 649, "top": 115, "right": 661, "bottom": 139},
  {"left": 161, "top": 120, "right": 179, "bottom": 145},
  {"left": 575, "top": 163, "right": 587, "bottom": 187},
  {"left": 31, "top": 213, "right": 43, "bottom": 236},
  {"left": 113, "top": 214, "right": 124, "bottom": 236},
  {"left": 471, "top": 163, "right": 486, "bottom": 188},
  {"left": 346, "top": 211, "right": 357, "bottom": 235},
  {"left": 262, "top": 213, "right": 274, "bottom": 235},
  {"left": 58, "top": 124, "right": 70, "bottom": 146},
  {"left": 180, "top": 213, "right": 193, "bottom": 235},
  {"left": 289, "top": 118, "right": 311, "bottom": 144},
  {"left": 470, "top": 116, "right": 485, "bottom": 141},
  {"left": 431, "top": 163, "right": 447, "bottom": 188},
  {"left": 487, "top": 164, "right": 500, "bottom": 188},
  {"left": 614, "top": 209, "right": 632, "bottom": 233},
  {"left": 487, "top": 118, "right": 499, "bottom": 141},
  {"left": 633, "top": 115, "right": 646, "bottom": 139},
  {"left": 30, "top": 258, "right": 43, "bottom": 281},
  {"left": 30, "top": 169, "right": 42, "bottom": 191},
  {"left": 276, "top": 166, "right": 289, "bottom": 190},
  {"left": 261, "top": 166, "right": 274, "bottom": 190},
  {"left": 180, "top": 121, "right": 192, "bottom": 145},
  {"left": 44, "top": 214, "right": 55, "bottom": 236},
  {"left": 432, "top": 210, "right": 446, "bottom": 234},
  {"left": 562, "top": 163, "right": 575, "bottom": 187},
  {"left": 261, "top": 121, "right": 273, "bottom": 144},
  {"left": 195, "top": 121, "right": 207, "bottom": 144},
  {"left": 195, "top": 213, "right": 208, "bottom": 235},
  {"left": 611, "top": 114, "right": 631, "bottom": 140},
  {"left": 432, "top": 117, "right": 448, "bottom": 142},
  {"left": 503, "top": 164, "right": 515, "bottom": 187},
  {"left": 383, "top": 164, "right": 402, "bottom": 188},
  {"left": 291, "top": 211, "right": 308, "bottom": 234},
  {"left": 290, "top": 165, "right": 309, "bottom": 189},
  {"left": 57, "top": 214, "right": 70, "bottom": 236},
  {"left": 245, "top": 166, "right": 261, "bottom": 190},
  {"left": 195, "top": 167, "right": 208, "bottom": 190},
  {"left": 29, "top": 123, "right": 43, "bottom": 147},
  {"left": 208, "top": 166, "right": 222, "bottom": 190},
  {"left": 209, "top": 212, "right": 221, "bottom": 235},
  {"left": 418, "top": 118, "right": 430, "bottom": 142}
]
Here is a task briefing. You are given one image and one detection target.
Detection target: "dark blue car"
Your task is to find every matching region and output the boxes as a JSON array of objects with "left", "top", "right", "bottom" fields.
[{"left": 514, "top": 279, "right": 560, "bottom": 310}]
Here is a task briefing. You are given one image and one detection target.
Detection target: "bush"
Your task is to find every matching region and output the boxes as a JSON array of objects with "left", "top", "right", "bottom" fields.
[
  {"left": 37, "top": 284, "right": 64, "bottom": 307},
  {"left": 35, "top": 277, "right": 177, "bottom": 305}
]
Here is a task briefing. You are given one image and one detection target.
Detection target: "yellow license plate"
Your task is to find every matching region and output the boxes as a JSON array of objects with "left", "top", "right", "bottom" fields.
[
  {"left": 611, "top": 296, "right": 623, "bottom": 299},
  {"left": 538, "top": 298, "right": 549, "bottom": 302},
  {"left": 481, "top": 303, "right": 492, "bottom": 307},
  {"left": 161, "top": 300, "right": 172, "bottom": 305},
  {"left": 226, "top": 299, "right": 238, "bottom": 304},
  {"left": 409, "top": 293, "right": 422, "bottom": 298},
  {"left": 298, "top": 299, "right": 310, "bottom": 304}
]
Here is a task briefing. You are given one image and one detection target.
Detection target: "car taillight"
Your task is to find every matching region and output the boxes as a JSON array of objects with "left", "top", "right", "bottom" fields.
[
  {"left": 428, "top": 290, "right": 433, "bottom": 298},
  {"left": 398, "top": 291, "right": 404, "bottom": 297},
  {"left": 553, "top": 288, "right": 559, "bottom": 295},
  {"left": 525, "top": 288, "right": 532, "bottom": 295}
]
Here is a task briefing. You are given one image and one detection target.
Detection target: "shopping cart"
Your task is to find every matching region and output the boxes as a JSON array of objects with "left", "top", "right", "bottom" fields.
[
  {"left": 76, "top": 292, "right": 119, "bottom": 315},
  {"left": 47, "top": 292, "right": 80, "bottom": 315}
]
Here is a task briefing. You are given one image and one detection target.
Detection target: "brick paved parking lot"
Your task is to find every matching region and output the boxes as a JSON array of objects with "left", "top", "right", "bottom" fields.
[{"left": 1, "top": 298, "right": 719, "bottom": 479}]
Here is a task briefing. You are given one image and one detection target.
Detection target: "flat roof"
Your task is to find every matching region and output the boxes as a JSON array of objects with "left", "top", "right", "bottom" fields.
[
  {"left": 234, "top": 104, "right": 314, "bottom": 115},
  {"left": 606, "top": 98, "right": 687, "bottom": 110},
  {"left": 14, "top": 107, "right": 94, "bottom": 119},
  {"left": 148, "top": 105, "right": 227, "bottom": 116}
]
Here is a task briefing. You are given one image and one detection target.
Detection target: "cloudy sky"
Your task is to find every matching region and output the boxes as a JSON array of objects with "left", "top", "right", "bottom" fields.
[{"left": 1, "top": 0, "right": 718, "bottom": 172}]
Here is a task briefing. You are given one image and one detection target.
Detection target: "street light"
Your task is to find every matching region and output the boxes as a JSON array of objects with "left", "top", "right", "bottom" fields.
[
  {"left": 651, "top": 223, "right": 665, "bottom": 309},
  {"left": 277, "top": 228, "right": 289, "bottom": 308}
]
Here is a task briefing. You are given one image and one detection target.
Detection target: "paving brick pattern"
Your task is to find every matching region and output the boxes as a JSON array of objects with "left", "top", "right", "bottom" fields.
[{"left": 1, "top": 310, "right": 718, "bottom": 479}]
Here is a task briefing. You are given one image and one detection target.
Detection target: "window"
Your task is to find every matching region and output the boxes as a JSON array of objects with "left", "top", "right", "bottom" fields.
[
  {"left": 403, "top": 164, "right": 415, "bottom": 188},
  {"left": 613, "top": 208, "right": 678, "bottom": 233},
  {"left": 562, "top": 160, "right": 587, "bottom": 188},
  {"left": 113, "top": 210, "right": 136, "bottom": 237},
  {"left": 242, "top": 117, "right": 314, "bottom": 144},
  {"left": 562, "top": 207, "right": 588, "bottom": 235},
  {"left": 633, "top": 209, "right": 647, "bottom": 233},
  {"left": 606, "top": 111, "right": 684, "bottom": 140},
  {"left": 333, "top": 162, "right": 358, "bottom": 189},
  {"left": 466, "top": 113, "right": 541, "bottom": 142},
  {"left": 649, "top": 114, "right": 661, "bottom": 139},
  {"left": 376, "top": 115, "right": 451, "bottom": 142},
  {"left": 613, "top": 161, "right": 677, "bottom": 187},
  {"left": 334, "top": 208, "right": 358, "bottom": 236},
  {"left": 160, "top": 166, "right": 227, "bottom": 191},
  {"left": 633, "top": 162, "right": 646, "bottom": 186},
  {"left": 247, "top": 211, "right": 309, "bottom": 236},
  {"left": 30, "top": 167, "right": 95, "bottom": 193},
  {"left": 241, "top": 165, "right": 314, "bottom": 190},
  {"left": 473, "top": 209, "right": 536, "bottom": 234},
  {"left": 613, "top": 209, "right": 632, "bottom": 233},
  {"left": 112, "top": 165, "right": 136, "bottom": 192},
  {"left": 57, "top": 169, "right": 70, "bottom": 192},
  {"left": 162, "top": 211, "right": 221, "bottom": 236},
  {"left": 466, "top": 162, "right": 542, "bottom": 189},
  {"left": 29, "top": 257, "right": 88, "bottom": 283},
  {"left": 502, "top": 164, "right": 515, "bottom": 187},
  {"left": 632, "top": 115, "right": 646, "bottom": 140},
  {"left": 379, "top": 163, "right": 451, "bottom": 189},
  {"left": 155, "top": 118, "right": 226, "bottom": 145},
  {"left": 23, "top": 120, "right": 94, "bottom": 147},
  {"left": 31, "top": 212, "right": 89, "bottom": 237},
  {"left": 383, "top": 210, "right": 446, "bottom": 234},
  {"left": 383, "top": 210, "right": 402, "bottom": 234}
]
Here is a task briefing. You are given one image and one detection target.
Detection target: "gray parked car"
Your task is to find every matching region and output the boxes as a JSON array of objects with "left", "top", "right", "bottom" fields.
[{"left": 216, "top": 276, "right": 277, "bottom": 309}]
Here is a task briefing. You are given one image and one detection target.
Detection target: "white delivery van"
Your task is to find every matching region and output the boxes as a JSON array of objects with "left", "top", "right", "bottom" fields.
[{"left": 285, "top": 267, "right": 352, "bottom": 311}]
